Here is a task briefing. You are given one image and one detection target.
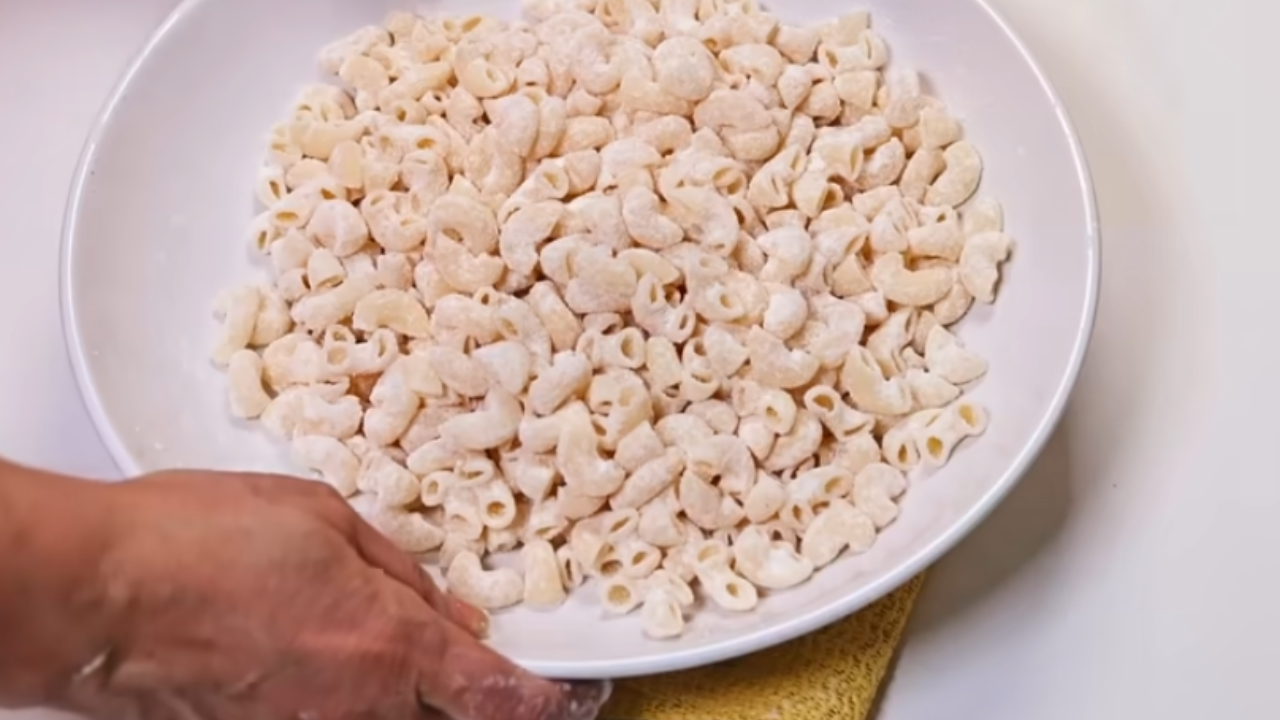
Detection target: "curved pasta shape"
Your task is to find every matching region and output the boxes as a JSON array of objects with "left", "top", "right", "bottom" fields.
[
  {"left": 800, "top": 499, "right": 877, "bottom": 568},
  {"left": 732, "top": 526, "right": 815, "bottom": 590},
  {"left": 959, "top": 230, "right": 1013, "bottom": 304},
  {"left": 926, "top": 140, "right": 983, "bottom": 207},
  {"left": 746, "top": 327, "right": 820, "bottom": 390},
  {"left": 695, "top": 566, "right": 759, "bottom": 612},
  {"left": 923, "top": 325, "right": 989, "bottom": 384},
  {"left": 498, "top": 200, "right": 563, "bottom": 276},
  {"left": 446, "top": 551, "right": 524, "bottom": 610},
  {"left": 439, "top": 388, "right": 522, "bottom": 451},
  {"left": 852, "top": 463, "right": 908, "bottom": 529},
  {"left": 352, "top": 288, "right": 431, "bottom": 338}
]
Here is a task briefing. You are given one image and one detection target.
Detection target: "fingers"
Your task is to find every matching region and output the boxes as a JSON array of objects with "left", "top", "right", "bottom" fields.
[
  {"left": 228, "top": 472, "right": 490, "bottom": 637},
  {"left": 414, "top": 620, "right": 611, "bottom": 720},
  {"left": 345, "top": 516, "right": 490, "bottom": 638},
  {"left": 289, "top": 480, "right": 490, "bottom": 638}
]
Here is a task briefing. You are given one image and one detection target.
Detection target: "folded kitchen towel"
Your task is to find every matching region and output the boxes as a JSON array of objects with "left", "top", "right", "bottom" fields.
[{"left": 604, "top": 574, "right": 925, "bottom": 720}]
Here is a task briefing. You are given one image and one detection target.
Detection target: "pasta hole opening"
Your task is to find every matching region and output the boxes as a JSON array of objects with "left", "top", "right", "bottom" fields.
[
  {"left": 591, "top": 417, "right": 611, "bottom": 441},
  {"left": 485, "top": 502, "right": 506, "bottom": 519},
  {"left": 606, "top": 583, "right": 631, "bottom": 603},
  {"left": 812, "top": 393, "right": 836, "bottom": 412},
  {"left": 598, "top": 316, "right": 625, "bottom": 335},
  {"left": 607, "top": 515, "right": 632, "bottom": 535},
  {"left": 712, "top": 167, "right": 741, "bottom": 189},
  {"left": 925, "top": 436, "right": 945, "bottom": 459},
  {"left": 957, "top": 404, "right": 979, "bottom": 428},
  {"left": 254, "top": 230, "right": 273, "bottom": 252},
  {"left": 619, "top": 333, "right": 644, "bottom": 363},
  {"left": 725, "top": 581, "right": 746, "bottom": 599},
  {"left": 601, "top": 557, "right": 624, "bottom": 577},
  {"left": 896, "top": 444, "right": 910, "bottom": 464},
  {"left": 645, "top": 279, "right": 665, "bottom": 303},
  {"left": 274, "top": 211, "right": 300, "bottom": 225},
  {"left": 846, "top": 149, "right": 862, "bottom": 174}
]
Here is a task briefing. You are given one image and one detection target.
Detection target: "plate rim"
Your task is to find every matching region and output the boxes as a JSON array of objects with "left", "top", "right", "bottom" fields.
[{"left": 59, "top": 0, "right": 1102, "bottom": 679}]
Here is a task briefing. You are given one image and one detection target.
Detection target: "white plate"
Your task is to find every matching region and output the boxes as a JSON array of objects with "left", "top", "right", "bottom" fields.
[{"left": 61, "top": 0, "right": 1098, "bottom": 680}]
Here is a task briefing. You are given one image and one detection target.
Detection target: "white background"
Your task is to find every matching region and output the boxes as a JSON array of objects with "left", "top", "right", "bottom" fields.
[{"left": 0, "top": 1, "right": 1272, "bottom": 718}]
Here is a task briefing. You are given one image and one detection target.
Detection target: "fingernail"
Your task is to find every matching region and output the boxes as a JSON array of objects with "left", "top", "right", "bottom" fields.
[
  {"left": 456, "top": 599, "right": 490, "bottom": 637},
  {"left": 557, "top": 679, "right": 612, "bottom": 720}
]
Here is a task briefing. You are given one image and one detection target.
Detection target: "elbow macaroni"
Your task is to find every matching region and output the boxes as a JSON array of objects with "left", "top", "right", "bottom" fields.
[{"left": 213, "top": 5, "right": 1013, "bottom": 640}]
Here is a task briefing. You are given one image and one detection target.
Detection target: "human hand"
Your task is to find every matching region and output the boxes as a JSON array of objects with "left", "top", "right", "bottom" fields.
[{"left": 61, "top": 470, "right": 608, "bottom": 720}]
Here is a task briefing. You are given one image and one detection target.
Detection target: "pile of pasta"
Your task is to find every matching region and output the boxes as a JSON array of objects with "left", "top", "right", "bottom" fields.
[{"left": 212, "top": 0, "right": 1013, "bottom": 640}]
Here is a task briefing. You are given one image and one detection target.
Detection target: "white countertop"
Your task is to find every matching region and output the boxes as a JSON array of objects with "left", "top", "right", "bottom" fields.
[{"left": 2, "top": 0, "right": 1275, "bottom": 718}]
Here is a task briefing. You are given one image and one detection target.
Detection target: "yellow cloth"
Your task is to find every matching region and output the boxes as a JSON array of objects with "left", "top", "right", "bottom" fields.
[{"left": 604, "top": 575, "right": 924, "bottom": 720}]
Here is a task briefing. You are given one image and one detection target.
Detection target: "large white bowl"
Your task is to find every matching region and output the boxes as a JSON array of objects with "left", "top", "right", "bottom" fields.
[{"left": 62, "top": 0, "right": 1098, "bottom": 679}]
